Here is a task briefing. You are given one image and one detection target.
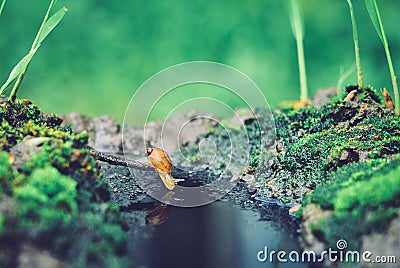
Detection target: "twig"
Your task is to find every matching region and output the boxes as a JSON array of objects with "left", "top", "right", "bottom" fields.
[
  {"left": 89, "top": 147, "right": 189, "bottom": 179},
  {"left": 89, "top": 147, "right": 152, "bottom": 171}
]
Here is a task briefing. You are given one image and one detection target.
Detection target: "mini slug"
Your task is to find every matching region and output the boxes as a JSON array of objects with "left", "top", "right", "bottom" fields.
[
  {"left": 381, "top": 88, "right": 395, "bottom": 111},
  {"left": 147, "top": 147, "right": 177, "bottom": 190}
]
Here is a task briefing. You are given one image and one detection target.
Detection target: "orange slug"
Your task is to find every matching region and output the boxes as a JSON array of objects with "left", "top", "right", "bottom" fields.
[
  {"left": 147, "top": 147, "right": 176, "bottom": 190},
  {"left": 381, "top": 88, "right": 395, "bottom": 111}
]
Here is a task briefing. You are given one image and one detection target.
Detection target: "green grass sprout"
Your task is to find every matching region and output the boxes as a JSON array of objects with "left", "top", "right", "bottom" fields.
[
  {"left": 365, "top": 0, "right": 399, "bottom": 115},
  {"left": 0, "top": 0, "right": 6, "bottom": 16},
  {"left": 336, "top": 63, "right": 356, "bottom": 94},
  {"left": 0, "top": 0, "right": 67, "bottom": 100},
  {"left": 289, "top": 0, "right": 308, "bottom": 102},
  {"left": 346, "top": 0, "right": 363, "bottom": 88},
  {"left": 0, "top": 47, "right": 40, "bottom": 96}
]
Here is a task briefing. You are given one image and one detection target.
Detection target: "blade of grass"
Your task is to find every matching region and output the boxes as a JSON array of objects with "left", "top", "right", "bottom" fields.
[
  {"left": 288, "top": 0, "right": 308, "bottom": 101},
  {"left": 336, "top": 63, "right": 356, "bottom": 94},
  {"left": 0, "top": 0, "right": 6, "bottom": 16},
  {"left": 29, "top": 0, "right": 57, "bottom": 51},
  {"left": 365, "top": 0, "right": 383, "bottom": 42},
  {"left": 37, "top": 7, "right": 67, "bottom": 48},
  {"left": 7, "top": 1, "right": 67, "bottom": 101},
  {"left": 365, "top": 0, "right": 399, "bottom": 115},
  {"left": 8, "top": 0, "right": 55, "bottom": 100},
  {"left": 346, "top": 0, "right": 363, "bottom": 88},
  {"left": 0, "top": 46, "right": 40, "bottom": 96}
]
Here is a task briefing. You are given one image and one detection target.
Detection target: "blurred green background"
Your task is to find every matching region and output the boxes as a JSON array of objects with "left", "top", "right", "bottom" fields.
[{"left": 0, "top": 0, "right": 399, "bottom": 124}]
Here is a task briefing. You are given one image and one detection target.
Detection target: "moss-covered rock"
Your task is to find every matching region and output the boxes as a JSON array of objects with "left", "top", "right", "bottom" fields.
[
  {"left": 0, "top": 99, "right": 128, "bottom": 267},
  {"left": 15, "top": 166, "right": 78, "bottom": 232},
  {"left": 301, "top": 156, "right": 400, "bottom": 252},
  {"left": 0, "top": 99, "right": 70, "bottom": 151},
  {"left": 247, "top": 85, "right": 400, "bottom": 263},
  {"left": 254, "top": 86, "right": 399, "bottom": 206}
]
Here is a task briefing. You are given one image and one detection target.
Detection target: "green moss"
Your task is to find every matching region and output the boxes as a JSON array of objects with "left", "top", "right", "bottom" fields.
[
  {"left": 303, "top": 157, "right": 400, "bottom": 250},
  {"left": 0, "top": 214, "right": 3, "bottom": 234},
  {"left": 334, "top": 165, "right": 400, "bottom": 215},
  {"left": 0, "top": 151, "right": 12, "bottom": 196},
  {"left": 75, "top": 208, "right": 128, "bottom": 266},
  {"left": 249, "top": 148, "right": 262, "bottom": 168},
  {"left": 269, "top": 86, "right": 400, "bottom": 190},
  {"left": 0, "top": 98, "right": 128, "bottom": 267},
  {"left": 66, "top": 203, "right": 128, "bottom": 268},
  {"left": 283, "top": 115, "right": 399, "bottom": 182},
  {"left": 282, "top": 131, "right": 345, "bottom": 184},
  {"left": 248, "top": 85, "right": 400, "bottom": 251},
  {"left": 0, "top": 99, "right": 70, "bottom": 151},
  {"left": 16, "top": 166, "right": 78, "bottom": 231},
  {"left": 275, "top": 86, "right": 385, "bottom": 140},
  {"left": 305, "top": 157, "right": 400, "bottom": 208},
  {"left": 3, "top": 144, "right": 126, "bottom": 265}
]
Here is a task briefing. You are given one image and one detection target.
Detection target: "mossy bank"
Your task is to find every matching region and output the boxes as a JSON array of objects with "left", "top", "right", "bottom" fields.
[
  {"left": 248, "top": 85, "right": 400, "bottom": 265},
  {"left": 0, "top": 99, "right": 128, "bottom": 267}
]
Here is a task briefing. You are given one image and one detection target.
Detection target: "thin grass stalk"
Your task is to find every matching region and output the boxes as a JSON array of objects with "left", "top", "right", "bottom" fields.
[
  {"left": 337, "top": 63, "right": 356, "bottom": 95},
  {"left": 372, "top": 0, "right": 399, "bottom": 115},
  {"left": 0, "top": 0, "right": 6, "bottom": 16},
  {"left": 296, "top": 23, "right": 308, "bottom": 101},
  {"left": 8, "top": 0, "right": 55, "bottom": 101},
  {"left": 346, "top": 0, "right": 363, "bottom": 88},
  {"left": 290, "top": 0, "right": 308, "bottom": 101}
]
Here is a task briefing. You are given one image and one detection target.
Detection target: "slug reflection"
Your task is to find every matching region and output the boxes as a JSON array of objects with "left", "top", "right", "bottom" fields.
[
  {"left": 145, "top": 203, "right": 171, "bottom": 226},
  {"left": 119, "top": 194, "right": 173, "bottom": 226}
]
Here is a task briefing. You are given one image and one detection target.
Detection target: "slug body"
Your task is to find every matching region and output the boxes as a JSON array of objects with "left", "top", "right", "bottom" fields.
[
  {"left": 381, "top": 88, "right": 395, "bottom": 111},
  {"left": 147, "top": 147, "right": 176, "bottom": 190}
]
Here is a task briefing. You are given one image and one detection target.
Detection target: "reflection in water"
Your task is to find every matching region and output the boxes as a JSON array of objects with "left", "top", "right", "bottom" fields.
[
  {"left": 120, "top": 200, "right": 171, "bottom": 226},
  {"left": 145, "top": 203, "right": 171, "bottom": 226},
  {"left": 127, "top": 200, "right": 307, "bottom": 268}
]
